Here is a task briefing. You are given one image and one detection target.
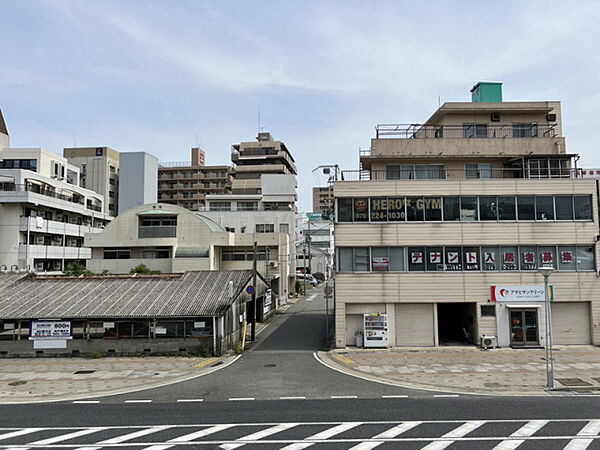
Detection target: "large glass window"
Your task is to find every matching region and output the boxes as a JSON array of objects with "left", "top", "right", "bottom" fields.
[
  {"left": 370, "top": 198, "right": 388, "bottom": 222},
  {"left": 517, "top": 196, "right": 535, "bottom": 220},
  {"left": 466, "top": 163, "right": 492, "bottom": 179},
  {"left": 463, "top": 247, "right": 480, "bottom": 270},
  {"left": 555, "top": 196, "right": 574, "bottom": 220},
  {"left": 520, "top": 246, "right": 537, "bottom": 271},
  {"left": 445, "top": 246, "right": 462, "bottom": 271},
  {"left": 558, "top": 246, "right": 576, "bottom": 271},
  {"left": 482, "top": 246, "right": 499, "bottom": 271},
  {"left": 538, "top": 246, "right": 556, "bottom": 269},
  {"left": 424, "top": 197, "right": 442, "bottom": 221},
  {"left": 338, "top": 198, "right": 353, "bottom": 222},
  {"left": 371, "top": 247, "right": 389, "bottom": 272},
  {"left": 464, "top": 124, "right": 488, "bottom": 138},
  {"left": 338, "top": 248, "right": 353, "bottom": 272},
  {"left": 426, "top": 247, "right": 444, "bottom": 271},
  {"left": 353, "top": 198, "right": 369, "bottom": 222},
  {"left": 479, "top": 197, "right": 497, "bottom": 220},
  {"left": 354, "top": 247, "right": 370, "bottom": 271},
  {"left": 408, "top": 247, "right": 425, "bottom": 271},
  {"left": 498, "top": 196, "right": 516, "bottom": 220},
  {"left": 574, "top": 195, "right": 592, "bottom": 220},
  {"left": 536, "top": 196, "right": 554, "bottom": 221},
  {"left": 460, "top": 197, "right": 478, "bottom": 221},
  {"left": 500, "top": 246, "right": 518, "bottom": 271},
  {"left": 406, "top": 197, "right": 424, "bottom": 221},
  {"left": 389, "top": 247, "right": 406, "bottom": 271},
  {"left": 388, "top": 198, "right": 405, "bottom": 221},
  {"left": 443, "top": 197, "right": 460, "bottom": 221},
  {"left": 577, "top": 246, "right": 595, "bottom": 271}
]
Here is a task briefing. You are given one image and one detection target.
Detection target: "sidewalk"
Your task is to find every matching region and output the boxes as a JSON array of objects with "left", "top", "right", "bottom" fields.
[
  {"left": 319, "top": 345, "right": 600, "bottom": 396},
  {"left": 0, "top": 355, "right": 237, "bottom": 404}
]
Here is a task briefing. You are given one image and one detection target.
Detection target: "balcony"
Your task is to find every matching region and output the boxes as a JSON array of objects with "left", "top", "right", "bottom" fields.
[
  {"left": 19, "top": 217, "right": 105, "bottom": 237},
  {"left": 374, "top": 123, "right": 558, "bottom": 139},
  {"left": 18, "top": 244, "right": 92, "bottom": 260}
]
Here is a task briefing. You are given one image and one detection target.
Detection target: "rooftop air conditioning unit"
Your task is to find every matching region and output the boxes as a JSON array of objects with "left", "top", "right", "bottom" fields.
[{"left": 480, "top": 335, "right": 497, "bottom": 349}]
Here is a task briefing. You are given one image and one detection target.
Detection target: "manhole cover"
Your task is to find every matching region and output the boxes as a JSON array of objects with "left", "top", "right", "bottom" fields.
[
  {"left": 264, "top": 364, "right": 277, "bottom": 368},
  {"left": 8, "top": 381, "right": 27, "bottom": 386},
  {"left": 557, "top": 378, "right": 592, "bottom": 387},
  {"left": 210, "top": 361, "right": 224, "bottom": 367},
  {"left": 74, "top": 370, "right": 96, "bottom": 375}
]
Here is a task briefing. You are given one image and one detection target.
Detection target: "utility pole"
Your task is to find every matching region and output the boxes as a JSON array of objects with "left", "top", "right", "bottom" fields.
[
  {"left": 303, "top": 246, "right": 307, "bottom": 297},
  {"left": 307, "top": 219, "right": 312, "bottom": 274},
  {"left": 251, "top": 232, "right": 257, "bottom": 341}
]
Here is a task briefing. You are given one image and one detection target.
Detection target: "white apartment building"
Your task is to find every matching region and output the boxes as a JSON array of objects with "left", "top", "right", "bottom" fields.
[
  {"left": 334, "top": 83, "right": 600, "bottom": 349},
  {"left": 0, "top": 116, "right": 111, "bottom": 271}
]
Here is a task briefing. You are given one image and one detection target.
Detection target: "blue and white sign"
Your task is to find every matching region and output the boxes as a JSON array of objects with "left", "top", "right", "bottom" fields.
[{"left": 29, "top": 320, "right": 73, "bottom": 340}]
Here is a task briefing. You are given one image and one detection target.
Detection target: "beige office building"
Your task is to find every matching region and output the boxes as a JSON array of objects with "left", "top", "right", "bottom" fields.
[
  {"left": 313, "top": 186, "right": 334, "bottom": 215},
  {"left": 63, "top": 147, "right": 120, "bottom": 216},
  {"left": 334, "top": 83, "right": 600, "bottom": 349}
]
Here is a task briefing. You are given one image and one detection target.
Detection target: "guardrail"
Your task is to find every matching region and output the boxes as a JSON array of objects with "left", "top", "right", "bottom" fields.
[{"left": 340, "top": 168, "right": 582, "bottom": 181}]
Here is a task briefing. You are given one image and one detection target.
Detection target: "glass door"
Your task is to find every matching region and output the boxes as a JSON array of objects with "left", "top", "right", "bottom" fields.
[{"left": 510, "top": 309, "right": 539, "bottom": 346}]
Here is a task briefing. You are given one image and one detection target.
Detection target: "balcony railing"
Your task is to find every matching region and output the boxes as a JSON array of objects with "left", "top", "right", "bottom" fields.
[
  {"left": 374, "top": 124, "right": 558, "bottom": 139},
  {"left": 0, "top": 183, "right": 91, "bottom": 207},
  {"left": 138, "top": 226, "right": 177, "bottom": 238},
  {"left": 341, "top": 167, "right": 583, "bottom": 181}
]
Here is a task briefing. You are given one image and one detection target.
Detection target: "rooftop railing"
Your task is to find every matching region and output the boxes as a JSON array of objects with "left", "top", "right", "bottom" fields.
[
  {"left": 341, "top": 167, "right": 582, "bottom": 181},
  {"left": 374, "top": 123, "right": 558, "bottom": 139}
]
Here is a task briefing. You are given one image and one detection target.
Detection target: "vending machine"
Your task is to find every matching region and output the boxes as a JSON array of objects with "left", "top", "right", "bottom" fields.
[{"left": 363, "top": 313, "right": 389, "bottom": 348}]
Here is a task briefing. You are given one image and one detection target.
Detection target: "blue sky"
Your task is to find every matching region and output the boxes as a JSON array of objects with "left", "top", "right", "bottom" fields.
[{"left": 1, "top": 0, "right": 599, "bottom": 211}]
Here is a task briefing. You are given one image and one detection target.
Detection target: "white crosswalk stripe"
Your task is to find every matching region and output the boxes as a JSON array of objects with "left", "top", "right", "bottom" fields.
[
  {"left": 492, "top": 420, "right": 548, "bottom": 450},
  {"left": 279, "top": 422, "right": 363, "bottom": 450},
  {"left": 24, "top": 427, "right": 107, "bottom": 446},
  {"left": 564, "top": 420, "right": 600, "bottom": 450},
  {"left": 98, "top": 426, "right": 172, "bottom": 444},
  {"left": 143, "top": 424, "right": 235, "bottom": 450},
  {"left": 420, "top": 420, "right": 485, "bottom": 450},
  {"left": 0, "top": 429, "right": 45, "bottom": 442},
  {"left": 220, "top": 423, "right": 299, "bottom": 449},
  {"left": 348, "top": 421, "right": 422, "bottom": 449}
]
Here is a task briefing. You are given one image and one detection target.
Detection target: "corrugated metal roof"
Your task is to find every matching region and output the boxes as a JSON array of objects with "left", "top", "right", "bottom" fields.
[{"left": 0, "top": 271, "right": 254, "bottom": 320}]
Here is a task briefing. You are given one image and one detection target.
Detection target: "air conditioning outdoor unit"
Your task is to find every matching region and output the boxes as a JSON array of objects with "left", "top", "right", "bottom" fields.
[
  {"left": 480, "top": 335, "right": 497, "bottom": 349},
  {"left": 490, "top": 113, "right": 500, "bottom": 122},
  {"left": 268, "top": 261, "right": 278, "bottom": 268}
]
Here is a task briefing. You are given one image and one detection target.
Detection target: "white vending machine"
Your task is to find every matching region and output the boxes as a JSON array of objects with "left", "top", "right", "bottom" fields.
[{"left": 363, "top": 313, "right": 389, "bottom": 348}]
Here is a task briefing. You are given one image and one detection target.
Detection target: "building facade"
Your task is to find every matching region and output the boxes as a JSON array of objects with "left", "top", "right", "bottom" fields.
[
  {"left": 334, "top": 84, "right": 600, "bottom": 349},
  {"left": 313, "top": 186, "right": 334, "bottom": 215},
  {"left": 118, "top": 152, "right": 158, "bottom": 214},
  {"left": 63, "top": 147, "right": 120, "bottom": 216},
  {"left": 158, "top": 148, "right": 233, "bottom": 211}
]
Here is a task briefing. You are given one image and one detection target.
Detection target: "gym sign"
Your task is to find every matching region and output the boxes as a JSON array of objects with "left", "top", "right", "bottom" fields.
[{"left": 491, "top": 285, "right": 553, "bottom": 303}]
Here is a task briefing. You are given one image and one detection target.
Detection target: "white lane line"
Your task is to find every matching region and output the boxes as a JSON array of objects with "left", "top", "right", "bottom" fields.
[
  {"left": 0, "top": 429, "right": 46, "bottom": 442},
  {"left": 492, "top": 420, "right": 548, "bottom": 450},
  {"left": 382, "top": 395, "right": 408, "bottom": 398},
  {"left": 349, "top": 421, "right": 422, "bottom": 450},
  {"left": 564, "top": 420, "right": 600, "bottom": 450},
  {"left": 26, "top": 427, "right": 107, "bottom": 445},
  {"left": 73, "top": 400, "right": 100, "bottom": 404},
  {"left": 97, "top": 426, "right": 172, "bottom": 444},
  {"left": 124, "top": 399, "right": 152, "bottom": 403},
  {"left": 143, "top": 424, "right": 235, "bottom": 450},
  {"left": 177, "top": 399, "right": 204, "bottom": 403},
  {"left": 433, "top": 395, "right": 460, "bottom": 398},
  {"left": 228, "top": 397, "right": 255, "bottom": 401},
  {"left": 420, "top": 420, "right": 486, "bottom": 450},
  {"left": 280, "top": 396, "right": 306, "bottom": 400},
  {"left": 220, "top": 423, "right": 299, "bottom": 449},
  {"left": 331, "top": 395, "right": 357, "bottom": 399}
]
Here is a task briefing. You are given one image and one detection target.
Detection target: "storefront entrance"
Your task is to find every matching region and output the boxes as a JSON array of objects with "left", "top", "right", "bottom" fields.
[{"left": 509, "top": 309, "right": 539, "bottom": 346}]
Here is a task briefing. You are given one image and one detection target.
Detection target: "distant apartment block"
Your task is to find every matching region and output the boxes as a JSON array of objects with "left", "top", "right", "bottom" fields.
[
  {"left": 313, "top": 185, "right": 334, "bottom": 215},
  {"left": 118, "top": 152, "right": 158, "bottom": 214}
]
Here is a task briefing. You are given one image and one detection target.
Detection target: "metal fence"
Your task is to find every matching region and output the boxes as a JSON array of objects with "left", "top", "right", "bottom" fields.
[
  {"left": 138, "top": 226, "right": 177, "bottom": 238},
  {"left": 374, "top": 123, "right": 558, "bottom": 139}
]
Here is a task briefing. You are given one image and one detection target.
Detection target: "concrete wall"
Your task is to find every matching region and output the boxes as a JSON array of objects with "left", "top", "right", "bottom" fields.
[{"left": 118, "top": 152, "right": 158, "bottom": 215}]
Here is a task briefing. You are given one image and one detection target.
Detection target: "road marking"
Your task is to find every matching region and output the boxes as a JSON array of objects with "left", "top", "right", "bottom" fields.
[
  {"left": 349, "top": 422, "right": 422, "bottom": 449},
  {"left": 143, "top": 424, "right": 235, "bottom": 450},
  {"left": 220, "top": 423, "right": 299, "bottom": 449},
  {"left": 228, "top": 397, "right": 255, "bottom": 401},
  {"left": 382, "top": 394, "right": 408, "bottom": 398},
  {"left": 306, "top": 294, "right": 317, "bottom": 302},
  {"left": 420, "top": 420, "right": 485, "bottom": 450},
  {"left": 564, "top": 420, "right": 600, "bottom": 450},
  {"left": 72, "top": 400, "right": 100, "bottom": 404},
  {"left": 280, "top": 396, "right": 306, "bottom": 400},
  {"left": 492, "top": 420, "right": 548, "bottom": 449},
  {"left": 26, "top": 427, "right": 107, "bottom": 445},
  {"left": 331, "top": 395, "right": 357, "bottom": 399},
  {"left": 97, "top": 426, "right": 172, "bottom": 444},
  {"left": 433, "top": 394, "right": 459, "bottom": 398},
  {"left": 124, "top": 399, "right": 152, "bottom": 403},
  {"left": 0, "top": 429, "right": 45, "bottom": 442},
  {"left": 177, "top": 399, "right": 204, "bottom": 403},
  {"left": 279, "top": 422, "right": 364, "bottom": 449}
]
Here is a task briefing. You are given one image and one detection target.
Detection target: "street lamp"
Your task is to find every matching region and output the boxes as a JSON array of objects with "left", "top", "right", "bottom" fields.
[{"left": 538, "top": 265, "right": 555, "bottom": 389}]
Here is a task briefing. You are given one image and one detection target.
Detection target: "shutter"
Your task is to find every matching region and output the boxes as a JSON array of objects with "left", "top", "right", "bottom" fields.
[
  {"left": 551, "top": 302, "right": 591, "bottom": 345},
  {"left": 395, "top": 303, "right": 434, "bottom": 346}
]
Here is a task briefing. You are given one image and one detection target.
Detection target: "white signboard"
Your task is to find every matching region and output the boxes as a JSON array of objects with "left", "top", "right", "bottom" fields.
[
  {"left": 155, "top": 326, "right": 167, "bottom": 335},
  {"left": 29, "top": 320, "right": 72, "bottom": 340},
  {"left": 491, "top": 285, "right": 553, "bottom": 303},
  {"left": 264, "top": 290, "right": 272, "bottom": 306},
  {"left": 103, "top": 322, "right": 115, "bottom": 329},
  {"left": 34, "top": 339, "right": 67, "bottom": 349}
]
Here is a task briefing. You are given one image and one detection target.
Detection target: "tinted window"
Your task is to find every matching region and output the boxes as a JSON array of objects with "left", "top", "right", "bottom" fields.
[
  {"left": 371, "top": 247, "right": 389, "bottom": 272},
  {"left": 424, "top": 197, "right": 442, "bottom": 221},
  {"left": 577, "top": 246, "right": 595, "bottom": 271},
  {"left": 370, "top": 198, "right": 388, "bottom": 222},
  {"left": 482, "top": 246, "right": 499, "bottom": 271},
  {"left": 354, "top": 247, "right": 370, "bottom": 271},
  {"left": 426, "top": 247, "right": 444, "bottom": 271},
  {"left": 500, "top": 246, "right": 518, "bottom": 271},
  {"left": 408, "top": 247, "right": 425, "bottom": 271},
  {"left": 538, "top": 246, "right": 556, "bottom": 268},
  {"left": 443, "top": 197, "right": 460, "bottom": 221},
  {"left": 520, "top": 246, "right": 537, "bottom": 270},
  {"left": 388, "top": 198, "right": 405, "bottom": 221},
  {"left": 445, "top": 246, "right": 462, "bottom": 271},
  {"left": 389, "top": 247, "right": 406, "bottom": 271},
  {"left": 406, "top": 197, "right": 424, "bottom": 221},
  {"left": 463, "top": 247, "right": 480, "bottom": 270},
  {"left": 498, "top": 196, "right": 516, "bottom": 220},
  {"left": 353, "top": 198, "right": 369, "bottom": 222},
  {"left": 460, "top": 197, "right": 478, "bottom": 221},
  {"left": 338, "top": 198, "right": 353, "bottom": 222},
  {"left": 558, "top": 246, "right": 576, "bottom": 271},
  {"left": 517, "top": 196, "right": 535, "bottom": 220},
  {"left": 536, "top": 196, "right": 554, "bottom": 220},
  {"left": 479, "top": 197, "right": 497, "bottom": 220},
  {"left": 555, "top": 196, "right": 573, "bottom": 220},
  {"left": 574, "top": 195, "right": 592, "bottom": 220},
  {"left": 338, "top": 248, "right": 353, "bottom": 272}
]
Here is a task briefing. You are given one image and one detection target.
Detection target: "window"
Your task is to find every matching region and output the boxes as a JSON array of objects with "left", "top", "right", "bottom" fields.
[
  {"left": 445, "top": 246, "right": 462, "bottom": 271},
  {"left": 558, "top": 246, "right": 576, "bottom": 271},
  {"left": 354, "top": 247, "right": 370, "bottom": 271},
  {"left": 536, "top": 196, "right": 554, "bottom": 221},
  {"left": 406, "top": 197, "right": 424, "bottom": 221},
  {"left": 574, "top": 195, "right": 592, "bottom": 220},
  {"left": 408, "top": 247, "right": 425, "bottom": 271},
  {"left": 209, "top": 202, "right": 231, "bottom": 211},
  {"left": 465, "top": 163, "right": 492, "bottom": 179},
  {"left": 204, "top": 182, "right": 210, "bottom": 188},
  {"left": 183, "top": 172, "right": 192, "bottom": 179},
  {"left": 255, "top": 224, "right": 274, "bottom": 233},
  {"left": 371, "top": 247, "right": 389, "bottom": 272},
  {"left": 513, "top": 123, "right": 538, "bottom": 138},
  {"left": 460, "top": 197, "right": 478, "bottom": 221},
  {"left": 109, "top": 166, "right": 116, "bottom": 173},
  {"left": 479, "top": 197, "right": 497, "bottom": 220},
  {"left": 370, "top": 198, "right": 388, "bottom": 222},
  {"left": 338, "top": 198, "right": 353, "bottom": 222},
  {"left": 555, "top": 196, "right": 573, "bottom": 220},
  {"left": 463, "top": 123, "right": 488, "bottom": 138},
  {"left": 388, "top": 198, "right": 405, "bottom": 221},
  {"left": 183, "top": 192, "right": 189, "bottom": 199},
  {"left": 386, "top": 164, "right": 444, "bottom": 180},
  {"left": 498, "top": 196, "right": 516, "bottom": 220},
  {"left": 238, "top": 201, "right": 258, "bottom": 211},
  {"left": 109, "top": 178, "right": 116, "bottom": 186},
  {"left": 443, "top": 197, "right": 460, "bottom": 221},
  {"left": 353, "top": 198, "right": 369, "bottom": 222},
  {"left": 500, "top": 246, "right": 518, "bottom": 271},
  {"left": 142, "top": 247, "right": 170, "bottom": 259},
  {"left": 481, "top": 305, "right": 496, "bottom": 317},
  {"left": 426, "top": 247, "right": 444, "bottom": 271},
  {"left": 577, "top": 246, "right": 595, "bottom": 271},
  {"left": 520, "top": 246, "right": 537, "bottom": 271},
  {"left": 339, "top": 248, "right": 353, "bottom": 272},
  {"left": 424, "top": 197, "right": 442, "bottom": 221},
  {"left": 225, "top": 227, "right": 235, "bottom": 233},
  {"left": 538, "top": 246, "right": 556, "bottom": 268},
  {"left": 389, "top": 247, "right": 406, "bottom": 271},
  {"left": 104, "top": 248, "right": 131, "bottom": 259},
  {"left": 517, "top": 196, "right": 535, "bottom": 220},
  {"left": 108, "top": 204, "right": 115, "bottom": 211},
  {"left": 0, "top": 159, "right": 38, "bottom": 171},
  {"left": 482, "top": 246, "right": 499, "bottom": 271},
  {"left": 108, "top": 191, "right": 115, "bottom": 198},
  {"left": 463, "top": 247, "right": 480, "bottom": 270}
]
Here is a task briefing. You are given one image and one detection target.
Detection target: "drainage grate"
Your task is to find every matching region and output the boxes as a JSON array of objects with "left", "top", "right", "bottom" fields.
[
  {"left": 74, "top": 370, "right": 96, "bottom": 375},
  {"left": 264, "top": 364, "right": 277, "bottom": 368},
  {"left": 557, "top": 378, "right": 592, "bottom": 387}
]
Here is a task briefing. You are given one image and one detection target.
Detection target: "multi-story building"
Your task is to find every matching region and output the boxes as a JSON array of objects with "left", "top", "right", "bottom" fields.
[
  {"left": 63, "top": 147, "right": 120, "bottom": 216},
  {"left": 231, "top": 132, "right": 297, "bottom": 196},
  {"left": 0, "top": 123, "right": 111, "bottom": 271},
  {"left": 158, "top": 147, "right": 233, "bottom": 211},
  {"left": 334, "top": 82, "right": 599, "bottom": 349},
  {"left": 313, "top": 186, "right": 334, "bottom": 215},
  {"left": 118, "top": 152, "right": 158, "bottom": 214}
]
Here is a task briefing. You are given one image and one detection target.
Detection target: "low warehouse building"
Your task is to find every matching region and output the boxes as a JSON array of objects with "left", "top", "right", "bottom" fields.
[{"left": 0, "top": 270, "right": 264, "bottom": 357}]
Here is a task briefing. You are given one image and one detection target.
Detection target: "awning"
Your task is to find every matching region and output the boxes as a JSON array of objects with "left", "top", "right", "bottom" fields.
[{"left": 504, "top": 304, "right": 543, "bottom": 308}]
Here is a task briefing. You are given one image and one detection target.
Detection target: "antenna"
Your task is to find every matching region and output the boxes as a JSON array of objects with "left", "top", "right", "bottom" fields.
[
  {"left": 438, "top": 95, "right": 441, "bottom": 107},
  {"left": 195, "top": 133, "right": 198, "bottom": 147},
  {"left": 258, "top": 106, "right": 261, "bottom": 135}
]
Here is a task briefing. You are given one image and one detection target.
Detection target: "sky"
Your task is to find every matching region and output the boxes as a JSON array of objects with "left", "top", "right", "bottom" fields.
[{"left": 1, "top": 0, "right": 600, "bottom": 212}]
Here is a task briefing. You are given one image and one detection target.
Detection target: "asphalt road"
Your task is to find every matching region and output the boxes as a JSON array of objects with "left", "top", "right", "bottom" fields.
[{"left": 1, "top": 285, "right": 599, "bottom": 449}]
